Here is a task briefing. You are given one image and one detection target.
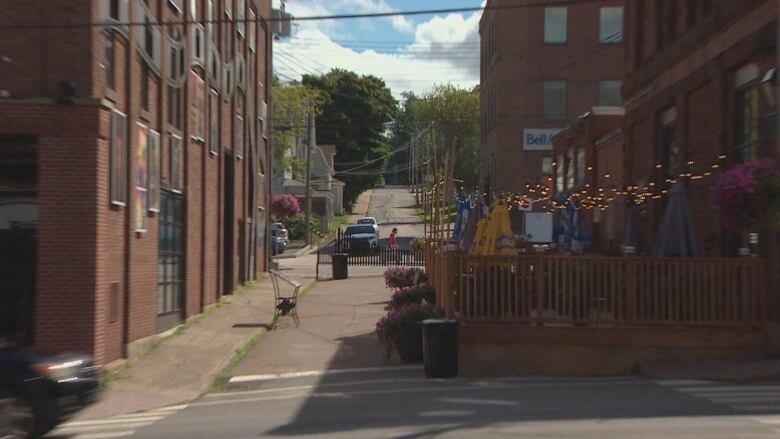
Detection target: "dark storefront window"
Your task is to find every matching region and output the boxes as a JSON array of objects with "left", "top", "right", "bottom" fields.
[
  {"left": 157, "top": 191, "right": 184, "bottom": 332},
  {"left": 735, "top": 85, "right": 759, "bottom": 163}
]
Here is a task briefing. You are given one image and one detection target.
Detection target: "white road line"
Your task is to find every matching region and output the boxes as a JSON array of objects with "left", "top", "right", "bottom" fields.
[
  {"left": 195, "top": 379, "right": 646, "bottom": 408},
  {"left": 418, "top": 410, "right": 475, "bottom": 417},
  {"left": 710, "top": 396, "right": 780, "bottom": 404},
  {"left": 60, "top": 416, "right": 165, "bottom": 427},
  {"left": 54, "top": 421, "right": 155, "bottom": 432},
  {"left": 227, "top": 365, "right": 421, "bottom": 383},
  {"left": 676, "top": 386, "right": 780, "bottom": 393},
  {"left": 72, "top": 432, "right": 136, "bottom": 439},
  {"left": 656, "top": 380, "right": 718, "bottom": 387},
  {"left": 753, "top": 416, "right": 780, "bottom": 424}
]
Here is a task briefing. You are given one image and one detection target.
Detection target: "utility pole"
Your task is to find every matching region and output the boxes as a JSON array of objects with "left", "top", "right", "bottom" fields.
[{"left": 304, "top": 98, "right": 314, "bottom": 246}]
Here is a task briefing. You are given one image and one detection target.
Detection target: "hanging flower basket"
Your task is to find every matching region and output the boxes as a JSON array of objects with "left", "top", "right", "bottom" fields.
[{"left": 712, "top": 159, "right": 780, "bottom": 232}]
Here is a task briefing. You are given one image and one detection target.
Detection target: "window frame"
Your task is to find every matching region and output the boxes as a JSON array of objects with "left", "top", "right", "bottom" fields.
[
  {"left": 209, "top": 88, "right": 219, "bottom": 155},
  {"left": 148, "top": 129, "right": 161, "bottom": 212},
  {"left": 598, "top": 80, "right": 623, "bottom": 106},
  {"left": 599, "top": 6, "right": 624, "bottom": 44},
  {"left": 170, "top": 134, "right": 184, "bottom": 193},
  {"left": 110, "top": 110, "right": 129, "bottom": 206},
  {"left": 544, "top": 7, "right": 567, "bottom": 44},
  {"left": 543, "top": 80, "right": 567, "bottom": 120}
]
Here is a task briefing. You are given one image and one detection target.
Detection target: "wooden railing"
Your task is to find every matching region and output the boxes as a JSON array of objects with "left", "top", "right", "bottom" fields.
[{"left": 428, "top": 251, "right": 767, "bottom": 329}]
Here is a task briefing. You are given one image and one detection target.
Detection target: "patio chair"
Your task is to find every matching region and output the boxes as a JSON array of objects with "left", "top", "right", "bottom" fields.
[{"left": 270, "top": 269, "right": 301, "bottom": 328}]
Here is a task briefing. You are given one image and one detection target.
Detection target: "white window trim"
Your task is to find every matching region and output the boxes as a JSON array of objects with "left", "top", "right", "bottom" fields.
[
  {"left": 223, "top": 62, "right": 234, "bottom": 101},
  {"left": 167, "top": 0, "right": 184, "bottom": 14},
  {"left": 135, "top": 0, "right": 163, "bottom": 73},
  {"left": 167, "top": 34, "right": 188, "bottom": 87},
  {"left": 235, "top": 53, "right": 246, "bottom": 92},
  {"left": 99, "top": 0, "right": 130, "bottom": 36},
  {"left": 191, "top": 24, "right": 206, "bottom": 68},
  {"left": 170, "top": 134, "right": 184, "bottom": 194},
  {"left": 148, "top": 129, "right": 161, "bottom": 212},
  {"left": 248, "top": 8, "right": 256, "bottom": 52}
]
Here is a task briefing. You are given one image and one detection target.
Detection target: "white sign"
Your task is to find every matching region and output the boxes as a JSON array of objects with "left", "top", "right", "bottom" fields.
[
  {"left": 523, "top": 128, "right": 562, "bottom": 151},
  {"left": 518, "top": 198, "right": 533, "bottom": 211},
  {"left": 524, "top": 212, "right": 553, "bottom": 243}
]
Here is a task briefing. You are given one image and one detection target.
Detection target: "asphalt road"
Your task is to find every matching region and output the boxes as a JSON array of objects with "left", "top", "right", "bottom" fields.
[{"left": 55, "top": 369, "right": 780, "bottom": 438}]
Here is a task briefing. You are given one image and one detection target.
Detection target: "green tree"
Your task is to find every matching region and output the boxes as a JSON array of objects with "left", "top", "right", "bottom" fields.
[
  {"left": 402, "top": 84, "right": 481, "bottom": 189},
  {"left": 302, "top": 69, "right": 398, "bottom": 209},
  {"left": 271, "top": 79, "right": 320, "bottom": 182}
]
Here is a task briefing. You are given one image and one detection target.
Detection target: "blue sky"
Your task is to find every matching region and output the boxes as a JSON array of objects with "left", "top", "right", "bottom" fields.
[{"left": 272, "top": 0, "right": 484, "bottom": 97}]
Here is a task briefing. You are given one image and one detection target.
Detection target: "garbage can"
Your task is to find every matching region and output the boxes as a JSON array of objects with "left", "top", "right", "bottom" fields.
[
  {"left": 332, "top": 253, "right": 348, "bottom": 280},
  {"left": 422, "top": 319, "right": 458, "bottom": 378}
]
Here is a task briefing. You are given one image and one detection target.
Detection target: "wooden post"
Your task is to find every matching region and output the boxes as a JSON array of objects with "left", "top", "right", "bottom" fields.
[{"left": 535, "top": 256, "right": 545, "bottom": 325}]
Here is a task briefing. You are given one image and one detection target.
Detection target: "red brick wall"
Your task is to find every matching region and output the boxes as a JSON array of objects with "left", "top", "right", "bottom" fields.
[
  {"left": 0, "top": 0, "right": 273, "bottom": 363},
  {"left": 481, "top": 0, "right": 625, "bottom": 193}
]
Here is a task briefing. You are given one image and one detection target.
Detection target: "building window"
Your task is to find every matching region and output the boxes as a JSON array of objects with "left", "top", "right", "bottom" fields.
[
  {"left": 101, "top": 0, "right": 129, "bottom": 34},
  {"left": 235, "top": 114, "right": 244, "bottom": 159},
  {"left": 148, "top": 129, "right": 161, "bottom": 212},
  {"left": 189, "top": 0, "right": 197, "bottom": 20},
  {"left": 208, "top": 0, "right": 216, "bottom": 44},
  {"left": 209, "top": 89, "right": 219, "bottom": 155},
  {"left": 237, "top": 0, "right": 246, "bottom": 38},
  {"left": 598, "top": 80, "right": 623, "bottom": 106},
  {"left": 576, "top": 147, "right": 586, "bottom": 188},
  {"left": 661, "top": 107, "right": 678, "bottom": 174},
  {"left": 104, "top": 31, "right": 116, "bottom": 90},
  {"left": 735, "top": 85, "right": 759, "bottom": 164},
  {"left": 556, "top": 153, "right": 565, "bottom": 193},
  {"left": 110, "top": 110, "right": 128, "bottom": 205},
  {"left": 141, "top": 63, "right": 150, "bottom": 111},
  {"left": 168, "top": 86, "right": 182, "bottom": 128},
  {"left": 565, "top": 149, "right": 575, "bottom": 190},
  {"left": 543, "top": 80, "right": 566, "bottom": 120},
  {"left": 192, "top": 24, "right": 206, "bottom": 66},
  {"left": 544, "top": 7, "right": 567, "bottom": 44},
  {"left": 135, "top": 123, "right": 149, "bottom": 232},
  {"left": 136, "top": 0, "right": 162, "bottom": 69},
  {"left": 248, "top": 8, "right": 256, "bottom": 51},
  {"left": 542, "top": 156, "right": 554, "bottom": 175},
  {"left": 170, "top": 134, "right": 184, "bottom": 193},
  {"left": 599, "top": 6, "right": 624, "bottom": 43}
]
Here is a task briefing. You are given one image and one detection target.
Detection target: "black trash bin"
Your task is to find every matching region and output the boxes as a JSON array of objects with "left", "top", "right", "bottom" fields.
[
  {"left": 332, "top": 253, "right": 348, "bottom": 280},
  {"left": 422, "top": 319, "right": 458, "bottom": 378}
]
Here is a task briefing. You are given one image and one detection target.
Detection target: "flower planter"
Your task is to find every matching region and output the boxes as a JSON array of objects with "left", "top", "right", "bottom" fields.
[{"left": 394, "top": 327, "right": 423, "bottom": 363}]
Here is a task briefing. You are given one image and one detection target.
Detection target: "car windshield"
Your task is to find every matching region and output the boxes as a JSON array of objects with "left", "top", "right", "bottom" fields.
[
  {"left": 357, "top": 219, "right": 375, "bottom": 225},
  {"left": 346, "top": 226, "right": 374, "bottom": 235}
]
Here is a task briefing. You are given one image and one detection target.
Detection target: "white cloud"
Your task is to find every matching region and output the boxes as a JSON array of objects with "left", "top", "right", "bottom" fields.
[{"left": 273, "top": 3, "right": 482, "bottom": 97}]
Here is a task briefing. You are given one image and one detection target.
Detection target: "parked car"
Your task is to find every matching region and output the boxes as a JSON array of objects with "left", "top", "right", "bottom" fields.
[
  {"left": 0, "top": 342, "right": 101, "bottom": 438},
  {"left": 356, "top": 217, "right": 379, "bottom": 234},
  {"left": 344, "top": 224, "right": 378, "bottom": 254},
  {"left": 271, "top": 232, "right": 287, "bottom": 256},
  {"left": 271, "top": 222, "right": 289, "bottom": 245}
]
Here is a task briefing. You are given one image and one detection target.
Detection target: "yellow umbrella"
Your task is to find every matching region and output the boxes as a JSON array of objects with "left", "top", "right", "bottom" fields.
[
  {"left": 470, "top": 217, "right": 489, "bottom": 255},
  {"left": 492, "top": 202, "right": 516, "bottom": 256}
]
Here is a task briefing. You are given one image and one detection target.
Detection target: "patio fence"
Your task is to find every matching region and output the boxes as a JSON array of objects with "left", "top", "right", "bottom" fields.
[{"left": 426, "top": 245, "right": 767, "bottom": 329}]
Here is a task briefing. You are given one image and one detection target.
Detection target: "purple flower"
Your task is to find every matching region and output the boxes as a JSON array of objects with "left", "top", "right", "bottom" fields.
[{"left": 712, "top": 160, "right": 779, "bottom": 232}]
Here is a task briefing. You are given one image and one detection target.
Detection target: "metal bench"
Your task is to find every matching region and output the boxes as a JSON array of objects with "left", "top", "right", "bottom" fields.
[{"left": 269, "top": 269, "right": 301, "bottom": 328}]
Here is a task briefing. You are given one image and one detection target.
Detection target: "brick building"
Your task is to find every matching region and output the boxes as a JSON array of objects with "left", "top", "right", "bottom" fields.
[
  {"left": 479, "top": 0, "right": 625, "bottom": 197},
  {"left": 622, "top": 1, "right": 779, "bottom": 342},
  {"left": 0, "top": 0, "right": 272, "bottom": 364},
  {"left": 551, "top": 107, "right": 625, "bottom": 254}
]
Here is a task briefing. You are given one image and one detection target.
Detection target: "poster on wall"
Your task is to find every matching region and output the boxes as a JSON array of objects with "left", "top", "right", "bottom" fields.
[
  {"left": 148, "top": 130, "right": 160, "bottom": 212},
  {"left": 189, "top": 71, "right": 206, "bottom": 141},
  {"left": 135, "top": 187, "right": 148, "bottom": 232},
  {"left": 135, "top": 123, "right": 149, "bottom": 232}
]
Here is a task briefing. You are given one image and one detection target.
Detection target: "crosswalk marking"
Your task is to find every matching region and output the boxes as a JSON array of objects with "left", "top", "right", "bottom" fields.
[
  {"left": 658, "top": 380, "right": 780, "bottom": 415},
  {"left": 47, "top": 404, "right": 188, "bottom": 438}
]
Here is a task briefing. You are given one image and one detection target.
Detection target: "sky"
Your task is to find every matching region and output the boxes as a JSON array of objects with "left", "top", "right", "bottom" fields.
[{"left": 271, "top": 0, "right": 484, "bottom": 98}]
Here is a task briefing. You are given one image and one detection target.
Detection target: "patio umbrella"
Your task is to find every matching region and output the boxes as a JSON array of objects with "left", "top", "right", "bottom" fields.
[
  {"left": 552, "top": 196, "right": 568, "bottom": 248},
  {"left": 623, "top": 202, "right": 642, "bottom": 254},
  {"left": 453, "top": 195, "right": 472, "bottom": 242},
  {"left": 568, "top": 201, "right": 593, "bottom": 254},
  {"left": 460, "top": 195, "right": 483, "bottom": 251},
  {"left": 652, "top": 181, "right": 699, "bottom": 257}
]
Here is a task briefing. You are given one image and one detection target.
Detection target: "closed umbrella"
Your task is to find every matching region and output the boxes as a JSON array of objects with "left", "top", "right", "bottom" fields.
[
  {"left": 460, "top": 195, "right": 483, "bottom": 251},
  {"left": 653, "top": 182, "right": 699, "bottom": 257},
  {"left": 623, "top": 202, "right": 642, "bottom": 254},
  {"left": 569, "top": 202, "right": 593, "bottom": 254}
]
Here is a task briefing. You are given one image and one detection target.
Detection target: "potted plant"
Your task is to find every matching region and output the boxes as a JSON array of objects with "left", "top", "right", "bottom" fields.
[
  {"left": 383, "top": 266, "right": 427, "bottom": 288},
  {"left": 386, "top": 285, "right": 436, "bottom": 310},
  {"left": 375, "top": 303, "right": 442, "bottom": 363}
]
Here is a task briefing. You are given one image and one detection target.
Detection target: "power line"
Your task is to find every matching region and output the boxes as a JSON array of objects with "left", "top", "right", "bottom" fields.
[{"left": 0, "top": 0, "right": 614, "bottom": 30}]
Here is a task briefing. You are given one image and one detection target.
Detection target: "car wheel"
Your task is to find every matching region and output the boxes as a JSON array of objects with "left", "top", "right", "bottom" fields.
[{"left": 0, "top": 394, "right": 36, "bottom": 439}]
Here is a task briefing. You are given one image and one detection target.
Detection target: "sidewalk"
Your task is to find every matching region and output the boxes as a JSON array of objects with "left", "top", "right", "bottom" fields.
[
  {"left": 75, "top": 277, "right": 291, "bottom": 419},
  {"left": 641, "top": 358, "right": 780, "bottom": 383},
  {"left": 349, "top": 189, "right": 373, "bottom": 222},
  {"left": 226, "top": 274, "right": 403, "bottom": 382}
]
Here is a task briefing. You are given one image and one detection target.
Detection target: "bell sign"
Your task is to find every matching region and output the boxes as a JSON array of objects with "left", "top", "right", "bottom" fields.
[{"left": 523, "top": 128, "right": 562, "bottom": 151}]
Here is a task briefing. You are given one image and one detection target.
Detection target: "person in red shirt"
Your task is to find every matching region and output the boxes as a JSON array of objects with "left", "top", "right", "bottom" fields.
[{"left": 389, "top": 227, "right": 399, "bottom": 249}]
